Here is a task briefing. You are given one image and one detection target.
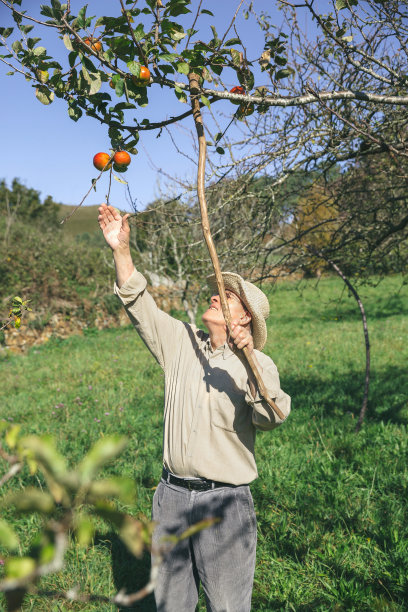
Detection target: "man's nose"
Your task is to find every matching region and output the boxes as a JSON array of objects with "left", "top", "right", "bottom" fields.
[{"left": 211, "top": 295, "right": 219, "bottom": 304}]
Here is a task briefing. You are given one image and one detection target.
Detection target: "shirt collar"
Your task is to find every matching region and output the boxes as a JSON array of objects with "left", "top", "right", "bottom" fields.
[{"left": 204, "top": 338, "right": 235, "bottom": 360}]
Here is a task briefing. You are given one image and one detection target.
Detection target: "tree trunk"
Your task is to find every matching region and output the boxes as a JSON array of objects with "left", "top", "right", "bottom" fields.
[{"left": 309, "top": 249, "right": 370, "bottom": 432}]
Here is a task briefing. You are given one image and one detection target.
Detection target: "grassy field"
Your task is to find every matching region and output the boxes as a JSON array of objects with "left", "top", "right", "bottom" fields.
[{"left": 0, "top": 274, "right": 407, "bottom": 611}]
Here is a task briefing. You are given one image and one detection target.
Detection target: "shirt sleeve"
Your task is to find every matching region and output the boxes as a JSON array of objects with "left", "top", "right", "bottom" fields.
[
  {"left": 244, "top": 354, "right": 291, "bottom": 431},
  {"left": 114, "top": 269, "right": 185, "bottom": 370}
]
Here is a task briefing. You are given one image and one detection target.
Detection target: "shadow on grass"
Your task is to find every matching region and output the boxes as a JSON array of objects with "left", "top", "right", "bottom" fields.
[
  {"left": 96, "top": 532, "right": 156, "bottom": 611},
  {"left": 284, "top": 365, "right": 408, "bottom": 424}
]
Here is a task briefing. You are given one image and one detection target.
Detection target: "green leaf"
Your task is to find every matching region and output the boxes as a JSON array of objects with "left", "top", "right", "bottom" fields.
[
  {"left": 89, "top": 73, "right": 102, "bottom": 95},
  {"left": 20, "top": 25, "right": 34, "bottom": 35},
  {"left": 8, "top": 488, "right": 55, "bottom": 514},
  {"left": 5, "top": 557, "right": 36, "bottom": 580},
  {"left": 33, "top": 46, "right": 47, "bottom": 56},
  {"left": 275, "top": 67, "right": 295, "bottom": 80},
  {"left": 63, "top": 34, "right": 73, "bottom": 51},
  {"left": 238, "top": 69, "right": 254, "bottom": 90},
  {"left": 39, "top": 542, "right": 55, "bottom": 565},
  {"left": 78, "top": 435, "right": 127, "bottom": 483},
  {"left": 335, "top": 0, "right": 347, "bottom": 9},
  {"left": 118, "top": 515, "right": 144, "bottom": 557},
  {"left": 200, "top": 95, "right": 210, "bottom": 109},
  {"left": 40, "top": 4, "right": 54, "bottom": 18},
  {"left": 35, "top": 86, "right": 54, "bottom": 105},
  {"left": 224, "top": 38, "right": 241, "bottom": 47},
  {"left": 133, "top": 23, "right": 145, "bottom": 42},
  {"left": 0, "top": 27, "right": 14, "bottom": 38},
  {"left": 81, "top": 54, "right": 97, "bottom": 73},
  {"left": 174, "top": 87, "right": 187, "bottom": 103},
  {"left": 178, "top": 518, "right": 219, "bottom": 541},
  {"left": 76, "top": 4, "right": 87, "bottom": 28},
  {"left": 5, "top": 424, "right": 21, "bottom": 449},
  {"left": 81, "top": 64, "right": 91, "bottom": 84},
  {"left": 210, "top": 62, "right": 223, "bottom": 76},
  {"left": 12, "top": 40, "right": 22, "bottom": 53},
  {"left": 20, "top": 435, "right": 67, "bottom": 480},
  {"left": 88, "top": 477, "right": 136, "bottom": 503},
  {"left": 127, "top": 60, "right": 141, "bottom": 78},
  {"left": 216, "top": 146, "right": 225, "bottom": 155},
  {"left": 210, "top": 25, "right": 219, "bottom": 44},
  {"left": 201, "top": 9, "right": 214, "bottom": 16},
  {"left": 158, "top": 52, "right": 179, "bottom": 62},
  {"left": 171, "top": 30, "right": 187, "bottom": 41},
  {"left": 75, "top": 515, "right": 95, "bottom": 548},
  {"left": 167, "top": 0, "right": 191, "bottom": 17},
  {"left": 0, "top": 519, "right": 19, "bottom": 551},
  {"left": 177, "top": 61, "right": 189, "bottom": 74},
  {"left": 342, "top": 35, "right": 353, "bottom": 42},
  {"left": 68, "top": 105, "right": 82, "bottom": 121}
]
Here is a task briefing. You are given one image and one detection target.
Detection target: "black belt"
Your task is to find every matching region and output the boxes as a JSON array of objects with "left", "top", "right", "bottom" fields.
[{"left": 162, "top": 467, "right": 237, "bottom": 491}]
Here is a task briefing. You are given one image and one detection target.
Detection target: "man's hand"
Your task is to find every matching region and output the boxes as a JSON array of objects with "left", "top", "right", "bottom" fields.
[
  {"left": 98, "top": 203, "right": 130, "bottom": 251},
  {"left": 229, "top": 322, "right": 254, "bottom": 355}
]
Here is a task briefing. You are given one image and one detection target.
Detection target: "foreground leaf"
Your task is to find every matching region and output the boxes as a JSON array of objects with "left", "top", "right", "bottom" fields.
[
  {"left": 0, "top": 519, "right": 19, "bottom": 551},
  {"left": 35, "top": 86, "right": 54, "bottom": 105},
  {"left": 78, "top": 435, "right": 127, "bottom": 483}
]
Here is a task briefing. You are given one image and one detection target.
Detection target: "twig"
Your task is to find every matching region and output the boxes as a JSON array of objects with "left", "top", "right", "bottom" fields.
[
  {"left": 184, "top": 0, "right": 203, "bottom": 50},
  {"left": 0, "top": 0, "right": 60, "bottom": 27},
  {"left": 219, "top": 0, "right": 245, "bottom": 46},
  {"left": 119, "top": 0, "right": 150, "bottom": 67},
  {"left": 0, "top": 463, "right": 22, "bottom": 488},
  {"left": 188, "top": 72, "right": 285, "bottom": 421}
]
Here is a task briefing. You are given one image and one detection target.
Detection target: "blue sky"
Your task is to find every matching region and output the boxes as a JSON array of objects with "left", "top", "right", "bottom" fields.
[{"left": 0, "top": 1, "right": 293, "bottom": 212}]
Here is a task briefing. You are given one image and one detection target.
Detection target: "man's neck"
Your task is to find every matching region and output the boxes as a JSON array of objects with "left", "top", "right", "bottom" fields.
[{"left": 208, "top": 329, "right": 227, "bottom": 350}]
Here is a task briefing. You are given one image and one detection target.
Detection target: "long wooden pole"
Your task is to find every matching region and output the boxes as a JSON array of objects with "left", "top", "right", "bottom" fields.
[{"left": 188, "top": 73, "right": 285, "bottom": 421}]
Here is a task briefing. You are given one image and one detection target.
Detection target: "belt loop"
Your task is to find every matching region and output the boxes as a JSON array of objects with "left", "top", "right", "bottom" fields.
[{"left": 211, "top": 481, "right": 215, "bottom": 490}]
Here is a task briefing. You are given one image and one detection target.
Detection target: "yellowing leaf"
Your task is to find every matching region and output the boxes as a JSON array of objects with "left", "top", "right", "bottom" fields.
[
  {"left": 35, "top": 86, "right": 54, "bottom": 105},
  {"left": 5, "top": 424, "right": 21, "bottom": 449},
  {"left": 63, "top": 34, "right": 73, "bottom": 51},
  {"left": 0, "top": 519, "right": 20, "bottom": 551},
  {"left": 113, "top": 174, "right": 128, "bottom": 184},
  {"left": 5, "top": 557, "right": 36, "bottom": 579}
]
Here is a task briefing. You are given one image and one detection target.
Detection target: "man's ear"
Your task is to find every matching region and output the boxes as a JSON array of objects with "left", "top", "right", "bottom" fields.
[{"left": 240, "top": 311, "right": 252, "bottom": 325}]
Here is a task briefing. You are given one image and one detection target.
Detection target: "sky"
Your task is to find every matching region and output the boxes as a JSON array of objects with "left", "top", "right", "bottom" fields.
[{"left": 0, "top": 0, "right": 294, "bottom": 213}]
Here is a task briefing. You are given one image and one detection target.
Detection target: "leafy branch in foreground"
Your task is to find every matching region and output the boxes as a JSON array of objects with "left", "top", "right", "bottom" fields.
[
  {"left": 0, "top": 297, "right": 31, "bottom": 332},
  {"left": 0, "top": 424, "right": 217, "bottom": 610}
]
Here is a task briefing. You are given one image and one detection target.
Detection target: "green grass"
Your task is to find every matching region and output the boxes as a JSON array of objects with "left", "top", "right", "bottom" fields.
[{"left": 0, "top": 274, "right": 407, "bottom": 610}]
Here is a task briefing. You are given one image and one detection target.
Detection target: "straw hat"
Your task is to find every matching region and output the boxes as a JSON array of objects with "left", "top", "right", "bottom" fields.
[{"left": 207, "top": 272, "right": 270, "bottom": 351}]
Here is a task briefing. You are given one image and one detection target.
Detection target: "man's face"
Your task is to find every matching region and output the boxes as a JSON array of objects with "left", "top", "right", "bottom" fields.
[{"left": 202, "top": 289, "right": 250, "bottom": 329}]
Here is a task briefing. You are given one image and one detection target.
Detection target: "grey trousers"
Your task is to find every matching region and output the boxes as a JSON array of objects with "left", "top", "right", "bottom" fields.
[{"left": 151, "top": 478, "right": 257, "bottom": 612}]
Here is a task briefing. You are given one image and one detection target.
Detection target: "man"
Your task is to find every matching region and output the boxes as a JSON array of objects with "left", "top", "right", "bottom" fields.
[{"left": 98, "top": 203, "right": 291, "bottom": 612}]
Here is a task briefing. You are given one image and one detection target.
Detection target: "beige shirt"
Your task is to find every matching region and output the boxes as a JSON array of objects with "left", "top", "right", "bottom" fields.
[{"left": 115, "top": 269, "right": 291, "bottom": 485}]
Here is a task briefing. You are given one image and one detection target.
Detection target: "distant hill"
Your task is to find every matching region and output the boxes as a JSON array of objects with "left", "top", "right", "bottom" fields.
[{"left": 57, "top": 204, "right": 101, "bottom": 237}]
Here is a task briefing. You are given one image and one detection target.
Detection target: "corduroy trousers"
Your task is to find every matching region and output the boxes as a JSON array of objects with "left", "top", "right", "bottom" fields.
[{"left": 151, "top": 478, "right": 257, "bottom": 612}]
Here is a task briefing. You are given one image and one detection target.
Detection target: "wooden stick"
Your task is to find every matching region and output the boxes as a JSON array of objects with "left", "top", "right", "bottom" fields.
[{"left": 188, "top": 73, "right": 285, "bottom": 421}]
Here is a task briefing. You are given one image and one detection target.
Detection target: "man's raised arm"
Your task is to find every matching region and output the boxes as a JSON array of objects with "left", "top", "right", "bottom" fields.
[{"left": 98, "top": 203, "right": 134, "bottom": 287}]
